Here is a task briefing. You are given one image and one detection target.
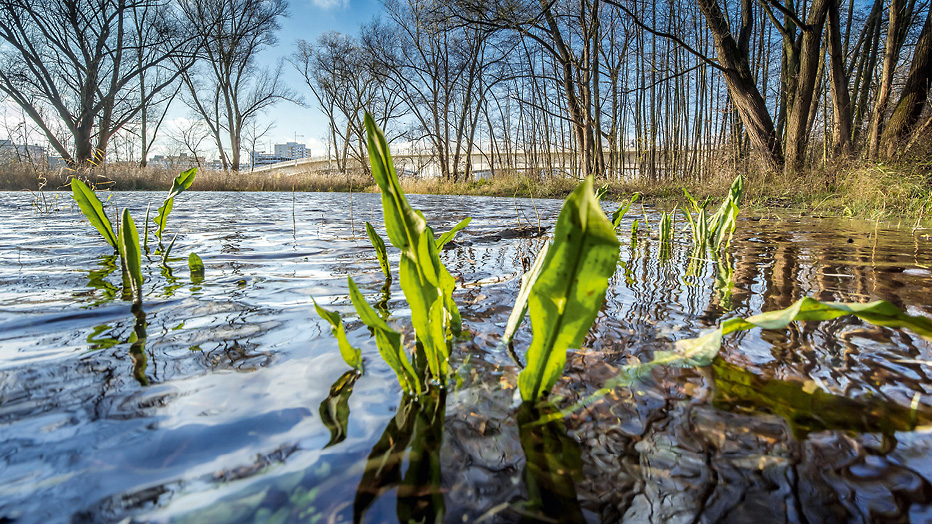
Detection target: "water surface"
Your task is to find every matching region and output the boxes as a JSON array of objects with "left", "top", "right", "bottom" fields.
[{"left": 2, "top": 190, "right": 932, "bottom": 523}]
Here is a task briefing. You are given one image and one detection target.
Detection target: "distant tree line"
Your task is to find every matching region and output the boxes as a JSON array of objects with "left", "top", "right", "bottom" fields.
[{"left": 2, "top": 0, "right": 930, "bottom": 179}]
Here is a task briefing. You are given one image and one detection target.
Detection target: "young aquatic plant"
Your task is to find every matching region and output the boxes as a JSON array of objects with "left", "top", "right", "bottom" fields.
[
  {"left": 553, "top": 296, "right": 932, "bottom": 422},
  {"left": 360, "top": 112, "right": 461, "bottom": 383},
  {"left": 611, "top": 193, "right": 639, "bottom": 230},
  {"left": 119, "top": 209, "right": 143, "bottom": 304},
  {"left": 365, "top": 222, "right": 391, "bottom": 280},
  {"left": 313, "top": 298, "right": 363, "bottom": 371},
  {"left": 683, "top": 175, "right": 743, "bottom": 253},
  {"left": 516, "top": 177, "right": 620, "bottom": 402},
  {"left": 315, "top": 115, "right": 467, "bottom": 392},
  {"left": 154, "top": 167, "right": 197, "bottom": 243},
  {"left": 187, "top": 252, "right": 205, "bottom": 284},
  {"left": 71, "top": 178, "right": 117, "bottom": 250}
]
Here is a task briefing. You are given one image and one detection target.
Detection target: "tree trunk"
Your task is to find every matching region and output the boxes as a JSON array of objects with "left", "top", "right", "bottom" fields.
[
  {"left": 827, "top": 0, "right": 853, "bottom": 156},
  {"left": 784, "top": 0, "right": 831, "bottom": 172},
  {"left": 697, "top": 0, "right": 783, "bottom": 168},
  {"left": 867, "top": 0, "right": 908, "bottom": 158},
  {"left": 880, "top": 6, "right": 932, "bottom": 157}
]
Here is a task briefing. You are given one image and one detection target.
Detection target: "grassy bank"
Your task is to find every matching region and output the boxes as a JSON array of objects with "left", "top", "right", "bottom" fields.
[{"left": 3, "top": 158, "right": 929, "bottom": 223}]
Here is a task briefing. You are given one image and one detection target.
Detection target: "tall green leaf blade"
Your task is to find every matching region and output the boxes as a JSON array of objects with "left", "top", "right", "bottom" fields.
[
  {"left": 167, "top": 167, "right": 197, "bottom": 199},
  {"left": 365, "top": 222, "right": 391, "bottom": 279},
  {"left": 119, "top": 209, "right": 143, "bottom": 302},
  {"left": 436, "top": 217, "right": 471, "bottom": 249},
  {"left": 71, "top": 178, "right": 117, "bottom": 249},
  {"left": 154, "top": 197, "right": 173, "bottom": 241},
  {"left": 365, "top": 112, "right": 425, "bottom": 257},
  {"left": 347, "top": 277, "right": 420, "bottom": 395},
  {"left": 501, "top": 241, "right": 551, "bottom": 351},
  {"left": 518, "top": 177, "right": 620, "bottom": 402},
  {"left": 611, "top": 193, "right": 639, "bottom": 229},
  {"left": 313, "top": 297, "right": 363, "bottom": 370}
]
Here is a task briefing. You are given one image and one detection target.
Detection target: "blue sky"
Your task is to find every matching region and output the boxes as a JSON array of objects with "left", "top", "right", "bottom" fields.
[{"left": 258, "top": 0, "right": 384, "bottom": 156}]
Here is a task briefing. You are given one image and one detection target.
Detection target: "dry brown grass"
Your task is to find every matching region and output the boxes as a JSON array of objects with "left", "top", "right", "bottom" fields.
[{"left": 4, "top": 154, "right": 929, "bottom": 223}]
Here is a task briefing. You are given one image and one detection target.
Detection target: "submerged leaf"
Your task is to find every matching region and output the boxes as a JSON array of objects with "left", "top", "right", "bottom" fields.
[
  {"left": 188, "top": 252, "right": 204, "bottom": 283},
  {"left": 518, "top": 177, "right": 620, "bottom": 402},
  {"left": 313, "top": 298, "right": 363, "bottom": 370},
  {"left": 71, "top": 178, "right": 117, "bottom": 249}
]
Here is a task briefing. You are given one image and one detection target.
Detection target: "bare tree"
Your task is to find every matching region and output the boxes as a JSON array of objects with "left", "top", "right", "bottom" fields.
[
  {"left": 292, "top": 31, "right": 405, "bottom": 175},
  {"left": 179, "top": 0, "right": 294, "bottom": 171},
  {"left": 0, "top": 0, "right": 190, "bottom": 166}
]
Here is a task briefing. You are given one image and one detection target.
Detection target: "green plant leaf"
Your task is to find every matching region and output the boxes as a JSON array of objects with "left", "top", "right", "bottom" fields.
[
  {"left": 167, "top": 167, "right": 197, "bottom": 200},
  {"left": 154, "top": 197, "right": 173, "bottom": 241},
  {"left": 188, "top": 252, "right": 204, "bottom": 283},
  {"left": 518, "top": 177, "right": 620, "bottom": 402},
  {"left": 313, "top": 297, "right": 363, "bottom": 370},
  {"left": 319, "top": 370, "right": 360, "bottom": 448},
  {"left": 348, "top": 277, "right": 420, "bottom": 395},
  {"left": 436, "top": 217, "right": 471, "bottom": 249},
  {"left": 611, "top": 193, "right": 639, "bottom": 229},
  {"left": 501, "top": 241, "right": 551, "bottom": 352},
  {"left": 71, "top": 178, "right": 117, "bottom": 249},
  {"left": 365, "top": 222, "right": 391, "bottom": 279},
  {"left": 364, "top": 112, "right": 461, "bottom": 383},
  {"left": 119, "top": 209, "right": 143, "bottom": 303},
  {"left": 161, "top": 233, "right": 177, "bottom": 266},
  {"left": 143, "top": 203, "right": 150, "bottom": 251}
]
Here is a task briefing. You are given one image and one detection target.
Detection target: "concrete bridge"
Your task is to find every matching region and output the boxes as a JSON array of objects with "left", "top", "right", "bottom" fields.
[{"left": 249, "top": 149, "right": 646, "bottom": 179}]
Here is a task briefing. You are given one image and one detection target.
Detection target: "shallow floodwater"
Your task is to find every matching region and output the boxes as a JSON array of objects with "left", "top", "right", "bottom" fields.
[{"left": 2, "top": 190, "right": 932, "bottom": 523}]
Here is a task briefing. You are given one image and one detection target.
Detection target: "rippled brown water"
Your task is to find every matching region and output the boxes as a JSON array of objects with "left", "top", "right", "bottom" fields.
[{"left": 1, "top": 191, "right": 932, "bottom": 523}]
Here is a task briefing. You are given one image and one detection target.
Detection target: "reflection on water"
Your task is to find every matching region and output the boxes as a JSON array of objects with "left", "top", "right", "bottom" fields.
[{"left": 1, "top": 191, "right": 932, "bottom": 522}]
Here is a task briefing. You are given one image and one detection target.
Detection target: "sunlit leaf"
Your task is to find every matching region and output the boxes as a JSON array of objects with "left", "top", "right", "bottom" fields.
[
  {"left": 501, "top": 241, "right": 551, "bottom": 352},
  {"left": 518, "top": 176, "right": 620, "bottom": 402},
  {"left": 365, "top": 222, "right": 391, "bottom": 279},
  {"left": 71, "top": 178, "right": 117, "bottom": 249},
  {"left": 611, "top": 192, "right": 639, "bottom": 230},
  {"left": 436, "top": 217, "right": 471, "bottom": 249},
  {"left": 347, "top": 277, "right": 420, "bottom": 395},
  {"left": 167, "top": 167, "right": 197, "bottom": 200},
  {"left": 119, "top": 209, "right": 143, "bottom": 303},
  {"left": 313, "top": 298, "right": 363, "bottom": 370},
  {"left": 154, "top": 197, "right": 173, "bottom": 241}
]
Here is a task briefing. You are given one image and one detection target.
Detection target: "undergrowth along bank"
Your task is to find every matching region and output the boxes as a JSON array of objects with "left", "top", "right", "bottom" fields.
[{"left": 5, "top": 157, "right": 930, "bottom": 222}]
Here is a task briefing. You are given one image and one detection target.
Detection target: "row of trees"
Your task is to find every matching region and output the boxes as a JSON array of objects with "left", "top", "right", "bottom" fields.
[
  {"left": 2, "top": 0, "right": 930, "bottom": 178},
  {"left": 300, "top": 0, "right": 931, "bottom": 180},
  {"left": 0, "top": 0, "right": 291, "bottom": 170}
]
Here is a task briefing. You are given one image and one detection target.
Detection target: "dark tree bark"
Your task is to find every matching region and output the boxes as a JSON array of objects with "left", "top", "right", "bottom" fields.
[
  {"left": 696, "top": 0, "right": 783, "bottom": 168},
  {"left": 881, "top": 6, "right": 932, "bottom": 157},
  {"left": 826, "top": 0, "right": 853, "bottom": 156}
]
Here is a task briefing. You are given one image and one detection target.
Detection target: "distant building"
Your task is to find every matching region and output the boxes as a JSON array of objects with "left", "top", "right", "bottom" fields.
[
  {"left": 274, "top": 141, "right": 308, "bottom": 160},
  {"left": 251, "top": 151, "right": 289, "bottom": 167},
  {"left": 150, "top": 153, "right": 197, "bottom": 170},
  {"left": 0, "top": 139, "right": 47, "bottom": 164}
]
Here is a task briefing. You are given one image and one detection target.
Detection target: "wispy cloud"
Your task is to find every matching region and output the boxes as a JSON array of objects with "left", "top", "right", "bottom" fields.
[{"left": 310, "top": 0, "right": 348, "bottom": 9}]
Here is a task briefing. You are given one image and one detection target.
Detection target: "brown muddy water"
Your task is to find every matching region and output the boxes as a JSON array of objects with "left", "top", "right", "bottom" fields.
[{"left": 2, "top": 191, "right": 932, "bottom": 523}]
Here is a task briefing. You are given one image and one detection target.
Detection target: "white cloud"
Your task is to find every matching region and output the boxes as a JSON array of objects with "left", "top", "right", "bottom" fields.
[{"left": 309, "top": 0, "right": 348, "bottom": 9}]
